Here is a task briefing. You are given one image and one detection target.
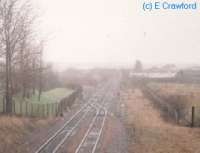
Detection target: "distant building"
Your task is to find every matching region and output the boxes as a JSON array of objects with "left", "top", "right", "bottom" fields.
[
  {"left": 130, "top": 64, "right": 177, "bottom": 79},
  {"left": 176, "top": 68, "right": 200, "bottom": 82},
  {"left": 129, "top": 72, "right": 176, "bottom": 79}
]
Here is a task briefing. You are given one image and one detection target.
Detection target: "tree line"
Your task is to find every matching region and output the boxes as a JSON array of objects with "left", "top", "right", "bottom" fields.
[{"left": 0, "top": 0, "right": 46, "bottom": 113}]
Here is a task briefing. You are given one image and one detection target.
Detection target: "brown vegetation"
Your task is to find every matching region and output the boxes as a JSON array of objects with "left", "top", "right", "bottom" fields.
[
  {"left": 122, "top": 88, "right": 200, "bottom": 153},
  {"left": 147, "top": 83, "right": 200, "bottom": 125},
  {"left": 0, "top": 116, "right": 55, "bottom": 153}
]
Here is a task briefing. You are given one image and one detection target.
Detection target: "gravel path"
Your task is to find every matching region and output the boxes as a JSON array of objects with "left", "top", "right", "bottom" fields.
[{"left": 98, "top": 115, "right": 128, "bottom": 153}]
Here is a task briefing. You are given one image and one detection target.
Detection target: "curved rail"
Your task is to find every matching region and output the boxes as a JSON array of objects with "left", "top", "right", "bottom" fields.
[{"left": 35, "top": 83, "right": 111, "bottom": 153}]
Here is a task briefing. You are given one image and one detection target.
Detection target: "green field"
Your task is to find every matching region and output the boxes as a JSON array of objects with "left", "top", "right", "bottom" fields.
[
  {"left": 0, "top": 88, "right": 74, "bottom": 117},
  {"left": 25, "top": 88, "right": 74, "bottom": 104}
]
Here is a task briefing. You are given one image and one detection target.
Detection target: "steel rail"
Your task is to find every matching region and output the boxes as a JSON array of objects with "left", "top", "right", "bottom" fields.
[
  {"left": 75, "top": 108, "right": 107, "bottom": 153},
  {"left": 52, "top": 106, "right": 97, "bottom": 153},
  {"left": 35, "top": 103, "right": 90, "bottom": 153},
  {"left": 91, "top": 109, "right": 107, "bottom": 153},
  {"left": 75, "top": 110, "right": 99, "bottom": 153},
  {"left": 35, "top": 84, "right": 110, "bottom": 153}
]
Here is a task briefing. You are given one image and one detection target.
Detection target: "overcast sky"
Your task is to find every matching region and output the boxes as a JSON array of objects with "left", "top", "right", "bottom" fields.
[{"left": 34, "top": 0, "right": 200, "bottom": 68}]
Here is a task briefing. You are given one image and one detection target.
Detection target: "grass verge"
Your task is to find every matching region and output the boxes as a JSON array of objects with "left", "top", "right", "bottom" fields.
[{"left": 121, "top": 88, "right": 200, "bottom": 153}]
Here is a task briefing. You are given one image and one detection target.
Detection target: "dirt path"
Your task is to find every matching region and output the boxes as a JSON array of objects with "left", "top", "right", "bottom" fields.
[{"left": 122, "top": 88, "right": 200, "bottom": 153}]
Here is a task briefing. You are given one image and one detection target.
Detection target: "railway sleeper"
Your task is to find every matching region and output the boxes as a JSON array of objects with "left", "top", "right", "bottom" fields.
[
  {"left": 88, "top": 131, "right": 99, "bottom": 137},
  {"left": 59, "top": 129, "right": 73, "bottom": 135},
  {"left": 83, "top": 141, "right": 96, "bottom": 147}
]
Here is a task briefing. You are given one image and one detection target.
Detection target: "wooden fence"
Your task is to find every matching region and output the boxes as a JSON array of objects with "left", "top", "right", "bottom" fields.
[{"left": 0, "top": 89, "right": 81, "bottom": 117}]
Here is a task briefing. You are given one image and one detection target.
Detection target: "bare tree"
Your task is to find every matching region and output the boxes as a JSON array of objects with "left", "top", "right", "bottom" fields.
[
  {"left": 38, "top": 41, "right": 43, "bottom": 101},
  {"left": 0, "top": 0, "right": 38, "bottom": 113}
]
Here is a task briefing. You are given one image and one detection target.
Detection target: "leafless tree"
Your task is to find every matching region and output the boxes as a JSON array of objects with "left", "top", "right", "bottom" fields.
[
  {"left": 0, "top": 0, "right": 40, "bottom": 113},
  {"left": 37, "top": 41, "right": 43, "bottom": 101}
]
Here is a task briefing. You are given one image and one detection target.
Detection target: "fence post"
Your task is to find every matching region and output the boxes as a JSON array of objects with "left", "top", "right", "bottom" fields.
[
  {"left": 57, "top": 103, "right": 60, "bottom": 117},
  {"left": 55, "top": 103, "right": 58, "bottom": 117},
  {"left": 20, "top": 101, "right": 22, "bottom": 116},
  {"left": 3, "top": 97, "right": 5, "bottom": 113},
  {"left": 50, "top": 103, "right": 54, "bottom": 116},
  {"left": 37, "top": 104, "right": 40, "bottom": 117},
  {"left": 51, "top": 103, "right": 53, "bottom": 116},
  {"left": 43, "top": 104, "right": 45, "bottom": 117},
  {"left": 12, "top": 100, "right": 14, "bottom": 114},
  {"left": 13, "top": 101, "right": 15, "bottom": 114},
  {"left": 47, "top": 104, "right": 49, "bottom": 117},
  {"left": 31, "top": 103, "right": 33, "bottom": 117},
  {"left": 174, "top": 110, "right": 179, "bottom": 124},
  {"left": 191, "top": 106, "right": 195, "bottom": 127},
  {"left": 26, "top": 102, "right": 28, "bottom": 116},
  {"left": 60, "top": 102, "right": 63, "bottom": 116}
]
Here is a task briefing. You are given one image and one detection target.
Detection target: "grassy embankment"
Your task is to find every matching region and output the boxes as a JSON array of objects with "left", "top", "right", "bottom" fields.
[
  {"left": 0, "top": 115, "right": 58, "bottom": 153},
  {"left": 0, "top": 88, "right": 74, "bottom": 153}
]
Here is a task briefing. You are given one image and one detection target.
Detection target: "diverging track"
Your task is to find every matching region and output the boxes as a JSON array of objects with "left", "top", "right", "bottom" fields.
[
  {"left": 35, "top": 103, "right": 95, "bottom": 153},
  {"left": 35, "top": 87, "right": 109, "bottom": 153},
  {"left": 34, "top": 76, "right": 123, "bottom": 153},
  {"left": 35, "top": 104, "right": 107, "bottom": 153}
]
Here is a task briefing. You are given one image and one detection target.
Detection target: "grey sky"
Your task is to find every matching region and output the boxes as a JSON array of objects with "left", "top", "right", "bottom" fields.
[{"left": 35, "top": 0, "right": 200, "bottom": 68}]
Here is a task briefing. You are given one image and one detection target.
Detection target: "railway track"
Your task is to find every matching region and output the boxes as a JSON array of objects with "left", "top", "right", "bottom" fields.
[
  {"left": 75, "top": 108, "right": 107, "bottom": 153},
  {"left": 35, "top": 84, "right": 111, "bottom": 153},
  {"left": 36, "top": 105, "right": 107, "bottom": 153},
  {"left": 35, "top": 103, "right": 96, "bottom": 153}
]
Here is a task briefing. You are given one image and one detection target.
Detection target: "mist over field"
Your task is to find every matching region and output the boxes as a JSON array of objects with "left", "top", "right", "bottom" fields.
[
  {"left": 32, "top": 0, "right": 200, "bottom": 69},
  {"left": 0, "top": 0, "right": 200, "bottom": 153}
]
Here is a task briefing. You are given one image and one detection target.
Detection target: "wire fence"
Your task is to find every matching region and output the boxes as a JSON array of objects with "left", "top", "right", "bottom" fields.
[
  {"left": 175, "top": 106, "right": 200, "bottom": 127},
  {"left": 190, "top": 106, "right": 200, "bottom": 127},
  {"left": 143, "top": 86, "right": 200, "bottom": 127}
]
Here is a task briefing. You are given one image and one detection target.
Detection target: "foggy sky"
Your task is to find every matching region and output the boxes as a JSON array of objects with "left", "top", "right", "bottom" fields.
[{"left": 35, "top": 0, "right": 200, "bottom": 68}]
